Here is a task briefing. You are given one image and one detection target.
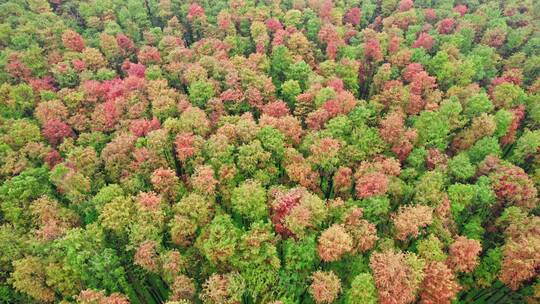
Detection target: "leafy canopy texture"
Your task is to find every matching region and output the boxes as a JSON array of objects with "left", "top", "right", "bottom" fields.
[{"left": 0, "top": 0, "right": 539, "bottom": 303}]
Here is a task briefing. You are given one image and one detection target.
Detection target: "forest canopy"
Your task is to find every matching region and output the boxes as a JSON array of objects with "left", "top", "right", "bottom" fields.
[{"left": 0, "top": 0, "right": 539, "bottom": 303}]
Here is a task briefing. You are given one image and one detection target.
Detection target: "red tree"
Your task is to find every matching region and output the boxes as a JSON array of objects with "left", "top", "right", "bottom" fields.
[
  {"left": 333, "top": 167, "right": 353, "bottom": 197},
  {"left": 412, "top": 33, "right": 435, "bottom": 51},
  {"left": 365, "top": 39, "right": 383, "bottom": 62},
  {"left": 62, "top": 30, "right": 85, "bottom": 52},
  {"left": 370, "top": 251, "right": 425, "bottom": 304},
  {"left": 344, "top": 8, "right": 361, "bottom": 25},
  {"left": 309, "top": 271, "right": 342, "bottom": 304},
  {"left": 420, "top": 261, "right": 461, "bottom": 304},
  {"left": 447, "top": 236, "right": 482, "bottom": 273},
  {"left": 116, "top": 33, "right": 135, "bottom": 54},
  {"left": 187, "top": 3, "right": 205, "bottom": 21},
  {"left": 134, "top": 240, "right": 160, "bottom": 272},
  {"left": 453, "top": 5, "right": 468, "bottom": 17},
  {"left": 151, "top": 168, "right": 181, "bottom": 201},
  {"left": 500, "top": 105, "right": 525, "bottom": 145},
  {"left": 355, "top": 172, "right": 389, "bottom": 199},
  {"left": 399, "top": 0, "right": 414, "bottom": 12},
  {"left": 489, "top": 163, "right": 538, "bottom": 210},
  {"left": 500, "top": 216, "right": 540, "bottom": 290},
  {"left": 42, "top": 120, "right": 74, "bottom": 146},
  {"left": 129, "top": 118, "right": 161, "bottom": 138},
  {"left": 438, "top": 18, "right": 455, "bottom": 34},
  {"left": 138, "top": 46, "right": 161, "bottom": 65},
  {"left": 318, "top": 224, "right": 353, "bottom": 262},
  {"left": 393, "top": 205, "right": 434, "bottom": 241}
]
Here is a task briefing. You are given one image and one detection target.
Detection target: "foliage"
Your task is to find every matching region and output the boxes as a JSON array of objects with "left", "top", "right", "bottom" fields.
[{"left": 0, "top": 0, "right": 538, "bottom": 303}]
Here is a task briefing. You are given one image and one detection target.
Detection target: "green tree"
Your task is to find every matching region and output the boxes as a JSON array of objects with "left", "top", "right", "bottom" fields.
[
  {"left": 281, "top": 80, "right": 301, "bottom": 108},
  {"left": 279, "top": 235, "right": 318, "bottom": 298},
  {"left": 464, "top": 92, "right": 494, "bottom": 119},
  {"left": 448, "top": 153, "right": 475, "bottom": 181},
  {"left": 231, "top": 180, "right": 267, "bottom": 222},
  {"left": 345, "top": 273, "right": 377, "bottom": 304},
  {"left": 285, "top": 60, "right": 312, "bottom": 90},
  {"left": 188, "top": 80, "right": 215, "bottom": 108},
  {"left": 195, "top": 214, "right": 241, "bottom": 266},
  {"left": 270, "top": 46, "right": 294, "bottom": 86},
  {"left": 414, "top": 110, "right": 450, "bottom": 150},
  {"left": 0, "top": 167, "right": 53, "bottom": 227}
]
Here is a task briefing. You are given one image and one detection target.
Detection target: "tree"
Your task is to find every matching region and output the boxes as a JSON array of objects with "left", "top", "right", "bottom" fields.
[
  {"left": 191, "top": 165, "right": 218, "bottom": 195},
  {"left": 169, "top": 275, "right": 196, "bottom": 301},
  {"left": 510, "top": 129, "right": 540, "bottom": 166},
  {"left": 357, "top": 196, "right": 391, "bottom": 225},
  {"left": 393, "top": 205, "right": 433, "bottom": 241},
  {"left": 355, "top": 172, "right": 389, "bottom": 199},
  {"left": 414, "top": 110, "right": 450, "bottom": 150},
  {"left": 413, "top": 33, "right": 435, "bottom": 51},
  {"left": 317, "top": 224, "right": 353, "bottom": 262},
  {"left": 280, "top": 235, "right": 319, "bottom": 298},
  {"left": 285, "top": 60, "right": 312, "bottom": 90},
  {"left": 138, "top": 46, "right": 161, "bottom": 65},
  {"left": 447, "top": 153, "right": 475, "bottom": 181},
  {"left": 417, "top": 235, "right": 447, "bottom": 262},
  {"left": 50, "top": 164, "right": 91, "bottom": 203},
  {"left": 499, "top": 215, "right": 540, "bottom": 290},
  {"left": 195, "top": 214, "right": 241, "bottom": 266},
  {"left": 236, "top": 140, "right": 272, "bottom": 179},
  {"left": 11, "top": 257, "right": 55, "bottom": 302},
  {"left": 467, "top": 136, "right": 501, "bottom": 164},
  {"left": 99, "top": 196, "right": 137, "bottom": 234},
  {"left": 345, "top": 213, "right": 378, "bottom": 254},
  {"left": 488, "top": 163, "right": 538, "bottom": 210},
  {"left": 281, "top": 80, "right": 301, "bottom": 108},
  {"left": 379, "top": 110, "right": 417, "bottom": 160},
  {"left": 62, "top": 30, "right": 85, "bottom": 52},
  {"left": 468, "top": 46, "right": 500, "bottom": 82},
  {"left": 414, "top": 170, "right": 446, "bottom": 207},
  {"left": 270, "top": 188, "right": 327, "bottom": 238},
  {"left": 270, "top": 46, "right": 294, "bottom": 85},
  {"left": 345, "top": 273, "right": 377, "bottom": 304},
  {"left": 344, "top": 8, "right": 362, "bottom": 26},
  {"left": 134, "top": 240, "right": 160, "bottom": 273},
  {"left": 370, "top": 251, "right": 425, "bottom": 304},
  {"left": 438, "top": 18, "right": 455, "bottom": 35},
  {"left": 447, "top": 236, "right": 482, "bottom": 273},
  {"left": 447, "top": 183, "right": 476, "bottom": 221},
  {"left": 151, "top": 168, "right": 182, "bottom": 202},
  {"left": 77, "top": 290, "right": 130, "bottom": 304},
  {"left": 29, "top": 196, "right": 78, "bottom": 240},
  {"left": 491, "top": 83, "right": 525, "bottom": 109},
  {"left": 167, "top": 106, "right": 211, "bottom": 137},
  {"left": 364, "top": 38, "right": 383, "bottom": 62},
  {"left": 233, "top": 222, "right": 280, "bottom": 301},
  {"left": 309, "top": 271, "right": 342, "bottom": 304},
  {"left": 0, "top": 0, "right": 539, "bottom": 302},
  {"left": 308, "top": 137, "right": 341, "bottom": 175},
  {"left": 188, "top": 80, "right": 215, "bottom": 108},
  {"left": 1, "top": 118, "right": 41, "bottom": 149},
  {"left": 256, "top": 127, "right": 285, "bottom": 161},
  {"left": 173, "top": 192, "right": 213, "bottom": 228},
  {"left": 0, "top": 167, "right": 53, "bottom": 227},
  {"left": 419, "top": 261, "right": 461, "bottom": 304},
  {"left": 463, "top": 92, "right": 494, "bottom": 119},
  {"left": 175, "top": 132, "right": 203, "bottom": 163},
  {"left": 101, "top": 134, "right": 137, "bottom": 181},
  {"left": 199, "top": 272, "right": 245, "bottom": 304},
  {"left": 231, "top": 180, "right": 267, "bottom": 222},
  {"left": 473, "top": 247, "right": 503, "bottom": 288}
]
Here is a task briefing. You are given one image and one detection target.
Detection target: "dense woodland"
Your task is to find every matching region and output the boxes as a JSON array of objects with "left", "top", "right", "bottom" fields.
[{"left": 0, "top": 0, "right": 539, "bottom": 303}]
